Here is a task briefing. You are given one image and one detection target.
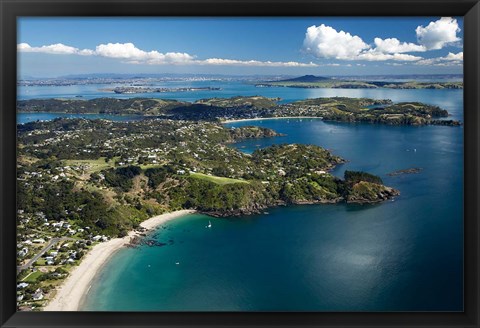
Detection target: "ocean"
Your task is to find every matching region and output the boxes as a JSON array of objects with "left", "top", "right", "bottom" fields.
[{"left": 17, "top": 81, "right": 464, "bottom": 311}]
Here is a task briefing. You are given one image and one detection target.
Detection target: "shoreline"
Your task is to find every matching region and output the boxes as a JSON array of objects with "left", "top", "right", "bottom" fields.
[
  {"left": 43, "top": 209, "right": 196, "bottom": 311},
  {"left": 221, "top": 116, "right": 323, "bottom": 124}
]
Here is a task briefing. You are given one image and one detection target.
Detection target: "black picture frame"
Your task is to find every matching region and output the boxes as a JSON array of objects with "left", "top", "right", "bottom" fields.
[{"left": 1, "top": 0, "right": 479, "bottom": 327}]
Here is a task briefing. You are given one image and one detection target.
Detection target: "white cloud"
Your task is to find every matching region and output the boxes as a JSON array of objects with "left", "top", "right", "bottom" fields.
[
  {"left": 18, "top": 42, "right": 317, "bottom": 67},
  {"left": 17, "top": 43, "right": 32, "bottom": 51},
  {"left": 303, "top": 18, "right": 463, "bottom": 63},
  {"left": 415, "top": 51, "right": 463, "bottom": 66},
  {"left": 17, "top": 43, "right": 91, "bottom": 55},
  {"left": 444, "top": 51, "right": 463, "bottom": 60},
  {"left": 303, "top": 24, "right": 424, "bottom": 62},
  {"left": 416, "top": 17, "right": 461, "bottom": 50},
  {"left": 94, "top": 43, "right": 194, "bottom": 64},
  {"left": 357, "top": 51, "right": 423, "bottom": 61},
  {"left": 199, "top": 58, "right": 317, "bottom": 67},
  {"left": 303, "top": 24, "right": 369, "bottom": 60},
  {"left": 373, "top": 38, "right": 426, "bottom": 53}
]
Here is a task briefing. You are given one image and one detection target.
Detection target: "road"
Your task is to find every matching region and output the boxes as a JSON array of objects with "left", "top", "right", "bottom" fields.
[{"left": 17, "top": 237, "right": 77, "bottom": 274}]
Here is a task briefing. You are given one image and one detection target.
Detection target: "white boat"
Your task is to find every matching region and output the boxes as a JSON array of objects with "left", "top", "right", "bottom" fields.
[{"left": 206, "top": 221, "right": 212, "bottom": 228}]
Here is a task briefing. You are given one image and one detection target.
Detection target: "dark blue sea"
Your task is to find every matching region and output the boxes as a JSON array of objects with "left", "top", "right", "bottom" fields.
[{"left": 17, "top": 81, "right": 463, "bottom": 311}]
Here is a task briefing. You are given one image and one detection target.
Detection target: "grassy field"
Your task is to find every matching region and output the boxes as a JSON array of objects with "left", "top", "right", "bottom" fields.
[
  {"left": 139, "top": 163, "right": 167, "bottom": 170},
  {"left": 23, "top": 270, "right": 43, "bottom": 282},
  {"left": 189, "top": 172, "right": 249, "bottom": 185},
  {"left": 64, "top": 157, "right": 116, "bottom": 174}
]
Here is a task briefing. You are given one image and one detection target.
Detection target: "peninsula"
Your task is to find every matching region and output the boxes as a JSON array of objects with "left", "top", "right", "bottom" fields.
[
  {"left": 18, "top": 95, "right": 461, "bottom": 126},
  {"left": 255, "top": 75, "right": 463, "bottom": 90},
  {"left": 16, "top": 117, "right": 399, "bottom": 310}
]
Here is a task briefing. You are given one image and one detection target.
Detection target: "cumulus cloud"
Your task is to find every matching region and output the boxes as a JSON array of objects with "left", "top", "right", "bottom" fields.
[
  {"left": 199, "top": 58, "right": 317, "bottom": 67},
  {"left": 416, "top": 17, "right": 461, "bottom": 50},
  {"left": 444, "top": 51, "right": 463, "bottom": 60},
  {"left": 357, "top": 51, "right": 423, "bottom": 61},
  {"left": 94, "top": 42, "right": 195, "bottom": 64},
  {"left": 415, "top": 51, "right": 463, "bottom": 66},
  {"left": 303, "top": 24, "right": 369, "bottom": 60},
  {"left": 373, "top": 38, "right": 426, "bottom": 53},
  {"left": 17, "top": 43, "right": 92, "bottom": 55},
  {"left": 303, "top": 17, "right": 462, "bottom": 64},
  {"left": 303, "top": 25, "right": 423, "bottom": 62},
  {"left": 18, "top": 41, "right": 317, "bottom": 67}
]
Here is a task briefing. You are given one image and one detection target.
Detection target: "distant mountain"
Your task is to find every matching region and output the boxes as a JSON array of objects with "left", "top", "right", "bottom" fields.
[{"left": 278, "top": 75, "right": 332, "bottom": 82}]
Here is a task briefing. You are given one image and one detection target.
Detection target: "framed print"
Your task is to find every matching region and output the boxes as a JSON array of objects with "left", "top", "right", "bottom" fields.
[{"left": 1, "top": 0, "right": 479, "bottom": 327}]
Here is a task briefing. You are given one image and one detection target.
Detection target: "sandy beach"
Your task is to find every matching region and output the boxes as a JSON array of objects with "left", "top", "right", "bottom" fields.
[
  {"left": 43, "top": 209, "right": 196, "bottom": 311},
  {"left": 221, "top": 116, "right": 322, "bottom": 124}
]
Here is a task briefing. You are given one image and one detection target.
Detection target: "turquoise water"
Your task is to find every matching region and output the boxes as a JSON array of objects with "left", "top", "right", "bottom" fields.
[
  {"left": 81, "top": 119, "right": 463, "bottom": 311},
  {"left": 19, "top": 81, "right": 463, "bottom": 311}
]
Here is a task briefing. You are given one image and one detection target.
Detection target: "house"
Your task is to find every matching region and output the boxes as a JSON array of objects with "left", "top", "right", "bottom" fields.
[
  {"left": 18, "top": 248, "right": 28, "bottom": 257},
  {"left": 32, "top": 289, "right": 44, "bottom": 301},
  {"left": 92, "top": 235, "right": 102, "bottom": 242},
  {"left": 17, "top": 282, "right": 29, "bottom": 289},
  {"left": 32, "top": 239, "right": 45, "bottom": 244}
]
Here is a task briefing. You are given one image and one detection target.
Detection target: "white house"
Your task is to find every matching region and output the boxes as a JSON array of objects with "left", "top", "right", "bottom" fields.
[
  {"left": 92, "top": 235, "right": 102, "bottom": 242},
  {"left": 17, "top": 283, "right": 29, "bottom": 289},
  {"left": 32, "top": 289, "right": 44, "bottom": 301}
]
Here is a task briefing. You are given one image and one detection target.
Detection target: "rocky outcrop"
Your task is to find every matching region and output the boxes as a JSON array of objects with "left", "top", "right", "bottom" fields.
[{"left": 345, "top": 181, "right": 400, "bottom": 204}]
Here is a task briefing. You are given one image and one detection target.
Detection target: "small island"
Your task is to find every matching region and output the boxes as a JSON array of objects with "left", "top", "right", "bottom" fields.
[{"left": 387, "top": 168, "right": 423, "bottom": 176}]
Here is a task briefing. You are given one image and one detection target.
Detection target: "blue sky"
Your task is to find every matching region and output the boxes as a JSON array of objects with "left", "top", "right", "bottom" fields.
[{"left": 17, "top": 17, "right": 463, "bottom": 78}]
